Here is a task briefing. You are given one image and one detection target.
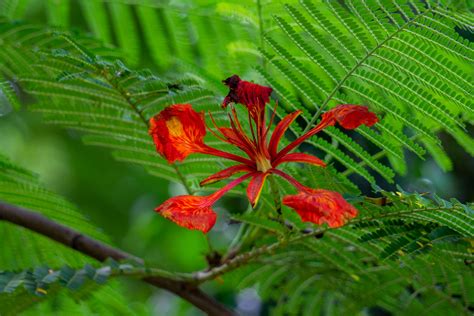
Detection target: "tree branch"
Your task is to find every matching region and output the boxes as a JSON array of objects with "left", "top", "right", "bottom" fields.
[{"left": 0, "top": 201, "right": 236, "bottom": 316}]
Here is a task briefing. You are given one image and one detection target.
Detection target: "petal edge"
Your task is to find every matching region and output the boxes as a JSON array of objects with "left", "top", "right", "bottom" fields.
[
  {"left": 274, "top": 152, "right": 326, "bottom": 168},
  {"left": 200, "top": 165, "right": 253, "bottom": 186},
  {"left": 246, "top": 172, "right": 269, "bottom": 208}
]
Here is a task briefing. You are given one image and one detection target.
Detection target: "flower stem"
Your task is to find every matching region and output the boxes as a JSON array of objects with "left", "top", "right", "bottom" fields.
[
  {"left": 205, "top": 234, "right": 213, "bottom": 253},
  {"left": 268, "top": 175, "right": 282, "bottom": 215},
  {"left": 257, "top": 0, "right": 266, "bottom": 70}
]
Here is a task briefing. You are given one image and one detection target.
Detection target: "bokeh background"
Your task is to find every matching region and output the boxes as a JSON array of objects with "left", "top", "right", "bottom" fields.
[{"left": 0, "top": 0, "right": 473, "bottom": 314}]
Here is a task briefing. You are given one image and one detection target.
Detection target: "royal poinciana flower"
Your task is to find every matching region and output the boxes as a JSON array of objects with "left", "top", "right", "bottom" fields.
[
  {"left": 284, "top": 189, "right": 358, "bottom": 228},
  {"left": 149, "top": 75, "right": 379, "bottom": 233},
  {"left": 276, "top": 171, "right": 358, "bottom": 228}
]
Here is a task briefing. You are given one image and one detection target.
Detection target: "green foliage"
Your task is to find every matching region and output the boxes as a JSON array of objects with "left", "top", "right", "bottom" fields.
[
  {"left": 260, "top": 0, "right": 473, "bottom": 184},
  {"left": 2, "top": 0, "right": 472, "bottom": 189},
  {"left": 227, "top": 191, "right": 473, "bottom": 315},
  {"left": 2, "top": 0, "right": 265, "bottom": 87},
  {"left": 0, "top": 153, "right": 147, "bottom": 314},
  {"left": 0, "top": 152, "right": 107, "bottom": 269},
  {"left": 0, "top": 19, "right": 226, "bottom": 189},
  {"left": 0, "top": 260, "right": 140, "bottom": 297},
  {"left": 0, "top": 265, "right": 108, "bottom": 296}
]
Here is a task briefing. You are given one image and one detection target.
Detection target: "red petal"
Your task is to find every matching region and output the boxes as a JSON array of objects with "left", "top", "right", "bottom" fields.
[
  {"left": 149, "top": 104, "right": 207, "bottom": 163},
  {"left": 246, "top": 172, "right": 269, "bottom": 208},
  {"left": 200, "top": 164, "right": 253, "bottom": 186},
  {"left": 274, "top": 105, "right": 378, "bottom": 161},
  {"left": 222, "top": 75, "right": 273, "bottom": 123},
  {"left": 237, "top": 80, "right": 273, "bottom": 114},
  {"left": 209, "top": 172, "right": 255, "bottom": 203},
  {"left": 200, "top": 145, "right": 255, "bottom": 166},
  {"left": 156, "top": 173, "right": 254, "bottom": 233},
  {"left": 268, "top": 110, "right": 302, "bottom": 158},
  {"left": 321, "top": 104, "right": 379, "bottom": 130},
  {"left": 282, "top": 189, "right": 358, "bottom": 228},
  {"left": 219, "top": 127, "right": 254, "bottom": 157},
  {"left": 274, "top": 152, "right": 326, "bottom": 168},
  {"left": 270, "top": 168, "right": 307, "bottom": 191},
  {"left": 155, "top": 195, "right": 217, "bottom": 233}
]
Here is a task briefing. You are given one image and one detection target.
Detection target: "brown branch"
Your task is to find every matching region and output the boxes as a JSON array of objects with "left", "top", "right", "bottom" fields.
[{"left": 0, "top": 201, "right": 236, "bottom": 316}]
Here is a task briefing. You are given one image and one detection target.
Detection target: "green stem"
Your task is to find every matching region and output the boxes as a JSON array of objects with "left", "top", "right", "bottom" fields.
[
  {"left": 257, "top": 0, "right": 266, "bottom": 70},
  {"left": 268, "top": 175, "right": 282, "bottom": 215},
  {"left": 342, "top": 134, "right": 421, "bottom": 177},
  {"left": 188, "top": 205, "right": 460, "bottom": 284},
  {"left": 174, "top": 163, "right": 193, "bottom": 194},
  {"left": 225, "top": 176, "right": 282, "bottom": 255},
  {"left": 115, "top": 266, "right": 193, "bottom": 282},
  {"left": 227, "top": 221, "right": 248, "bottom": 252},
  {"left": 239, "top": 224, "right": 262, "bottom": 251},
  {"left": 205, "top": 234, "right": 213, "bottom": 253},
  {"left": 342, "top": 150, "right": 387, "bottom": 177}
]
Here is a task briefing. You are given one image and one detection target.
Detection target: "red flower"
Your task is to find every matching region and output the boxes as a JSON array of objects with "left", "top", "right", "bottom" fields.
[
  {"left": 274, "top": 104, "right": 379, "bottom": 162},
  {"left": 282, "top": 188, "right": 358, "bottom": 228},
  {"left": 156, "top": 195, "right": 217, "bottom": 233},
  {"left": 149, "top": 104, "right": 206, "bottom": 163},
  {"left": 149, "top": 104, "right": 253, "bottom": 165},
  {"left": 151, "top": 76, "right": 379, "bottom": 232},
  {"left": 156, "top": 174, "right": 253, "bottom": 233},
  {"left": 320, "top": 104, "right": 379, "bottom": 129}
]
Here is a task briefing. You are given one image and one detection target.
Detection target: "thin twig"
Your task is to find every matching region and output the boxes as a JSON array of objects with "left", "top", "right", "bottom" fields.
[{"left": 188, "top": 204, "right": 461, "bottom": 284}]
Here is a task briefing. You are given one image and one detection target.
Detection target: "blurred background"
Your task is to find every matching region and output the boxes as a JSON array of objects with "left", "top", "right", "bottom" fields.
[{"left": 0, "top": 0, "right": 472, "bottom": 314}]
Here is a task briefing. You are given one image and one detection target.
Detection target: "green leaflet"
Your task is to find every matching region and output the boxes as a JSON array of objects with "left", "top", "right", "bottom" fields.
[
  {"left": 225, "top": 191, "right": 473, "bottom": 315},
  {"left": 0, "top": 260, "right": 140, "bottom": 296},
  {"left": 0, "top": 22, "right": 233, "bottom": 192},
  {"left": 7, "top": 0, "right": 473, "bottom": 189},
  {"left": 261, "top": 0, "right": 473, "bottom": 184},
  {"left": 0, "top": 263, "right": 146, "bottom": 316}
]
